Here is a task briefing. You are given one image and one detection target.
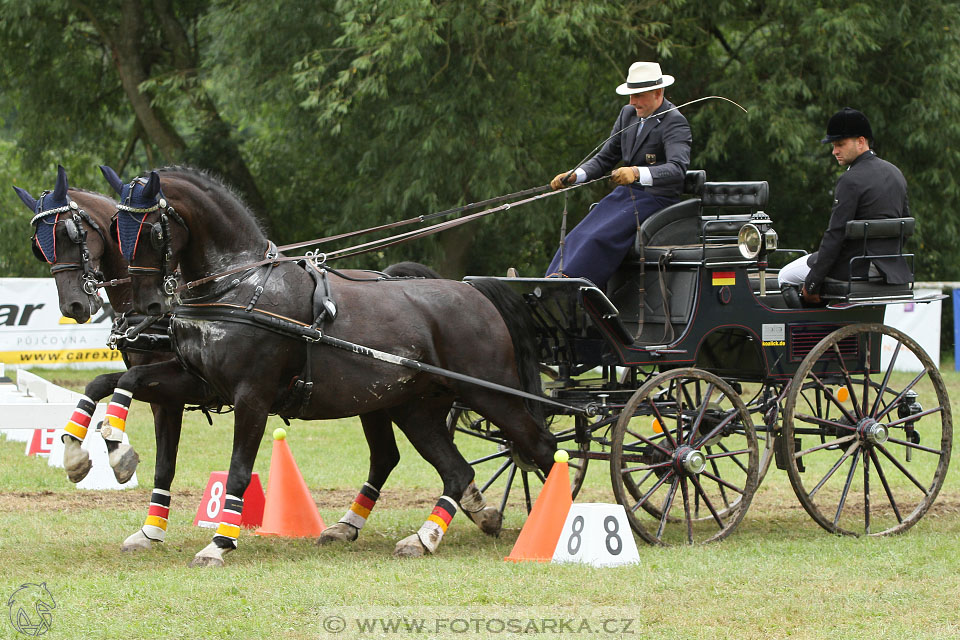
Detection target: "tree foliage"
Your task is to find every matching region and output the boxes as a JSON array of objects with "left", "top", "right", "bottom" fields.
[{"left": 2, "top": 0, "right": 960, "bottom": 280}]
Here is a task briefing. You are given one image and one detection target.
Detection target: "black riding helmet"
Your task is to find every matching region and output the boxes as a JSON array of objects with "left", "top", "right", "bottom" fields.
[{"left": 821, "top": 107, "right": 873, "bottom": 144}]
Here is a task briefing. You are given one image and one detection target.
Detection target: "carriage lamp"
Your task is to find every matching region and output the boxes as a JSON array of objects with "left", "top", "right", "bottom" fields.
[{"left": 738, "top": 212, "right": 778, "bottom": 295}]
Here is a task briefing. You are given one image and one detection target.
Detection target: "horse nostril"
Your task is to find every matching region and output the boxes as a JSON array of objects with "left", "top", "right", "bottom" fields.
[
  {"left": 63, "top": 301, "right": 88, "bottom": 323},
  {"left": 146, "top": 302, "right": 164, "bottom": 316}
]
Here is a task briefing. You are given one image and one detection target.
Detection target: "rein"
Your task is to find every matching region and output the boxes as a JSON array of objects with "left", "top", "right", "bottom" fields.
[{"left": 171, "top": 176, "right": 607, "bottom": 294}]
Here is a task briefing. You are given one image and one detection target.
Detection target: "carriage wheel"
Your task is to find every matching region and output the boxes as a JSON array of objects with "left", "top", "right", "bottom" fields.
[
  {"left": 610, "top": 368, "right": 759, "bottom": 545},
  {"left": 446, "top": 407, "right": 589, "bottom": 514},
  {"left": 782, "top": 323, "right": 952, "bottom": 536}
]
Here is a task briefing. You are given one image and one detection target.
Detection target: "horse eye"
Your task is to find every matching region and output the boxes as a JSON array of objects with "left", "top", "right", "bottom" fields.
[
  {"left": 64, "top": 219, "right": 81, "bottom": 243},
  {"left": 150, "top": 223, "right": 164, "bottom": 250}
]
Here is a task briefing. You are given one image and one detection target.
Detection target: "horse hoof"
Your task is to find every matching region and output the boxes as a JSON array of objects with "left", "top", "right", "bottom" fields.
[
  {"left": 317, "top": 522, "right": 358, "bottom": 545},
  {"left": 467, "top": 507, "right": 502, "bottom": 537},
  {"left": 63, "top": 439, "right": 92, "bottom": 483},
  {"left": 108, "top": 444, "right": 140, "bottom": 483},
  {"left": 393, "top": 534, "right": 427, "bottom": 558},
  {"left": 121, "top": 529, "right": 157, "bottom": 552},
  {"left": 189, "top": 542, "right": 230, "bottom": 568},
  {"left": 189, "top": 555, "right": 225, "bottom": 568}
]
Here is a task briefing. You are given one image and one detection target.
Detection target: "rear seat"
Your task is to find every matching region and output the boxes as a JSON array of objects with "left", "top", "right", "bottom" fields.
[{"left": 819, "top": 217, "right": 915, "bottom": 301}]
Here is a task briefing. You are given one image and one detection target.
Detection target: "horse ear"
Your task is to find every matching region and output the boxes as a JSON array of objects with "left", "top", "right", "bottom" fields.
[
  {"left": 12, "top": 186, "right": 37, "bottom": 212},
  {"left": 143, "top": 171, "right": 161, "bottom": 200},
  {"left": 53, "top": 164, "right": 69, "bottom": 200},
  {"left": 99, "top": 165, "right": 124, "bottom": 195}
]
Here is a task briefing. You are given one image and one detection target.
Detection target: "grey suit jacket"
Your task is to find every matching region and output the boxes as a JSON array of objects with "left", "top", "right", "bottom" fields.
[{"left": 580, "top": 99, "right": 692, "bottom": 199}]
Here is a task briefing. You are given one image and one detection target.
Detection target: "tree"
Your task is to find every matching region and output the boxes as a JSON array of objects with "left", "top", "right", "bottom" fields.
[{"left": 0, "top": 0, "right": 267, "bottom": 228}]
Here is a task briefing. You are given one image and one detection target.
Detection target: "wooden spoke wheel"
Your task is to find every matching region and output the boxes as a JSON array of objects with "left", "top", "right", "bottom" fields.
[
  {"left": 610, "top": 368, "right": 759, "bottom": 545},
  {"left": 782, "top": 323, "right": 952, "bottom": 536},
  {"left": 446, "top": 406, "right": 589, "bottom": 514}
]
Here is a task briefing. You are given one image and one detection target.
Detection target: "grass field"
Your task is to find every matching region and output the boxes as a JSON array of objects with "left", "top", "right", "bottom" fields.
[{"left": 2, "top": 366, "right": 960, "bottom": 639}]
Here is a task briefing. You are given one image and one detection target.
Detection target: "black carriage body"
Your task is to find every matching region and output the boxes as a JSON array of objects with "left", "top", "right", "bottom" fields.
[{"left": 471, "top": 174, "right": 915, "bottom": 397}]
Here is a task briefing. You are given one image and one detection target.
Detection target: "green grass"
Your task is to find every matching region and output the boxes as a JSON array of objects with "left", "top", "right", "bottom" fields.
[{"left": 2, "top": 366, "right": 960, "bottom": 639}]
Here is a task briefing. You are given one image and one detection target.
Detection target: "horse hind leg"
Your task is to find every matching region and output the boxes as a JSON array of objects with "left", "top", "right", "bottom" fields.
[
  {"left": 319, "top": 410, "right": 399, "bottom": 545},
  {"left": 388, "top": 402, "right": 498, "bottom": 558}
]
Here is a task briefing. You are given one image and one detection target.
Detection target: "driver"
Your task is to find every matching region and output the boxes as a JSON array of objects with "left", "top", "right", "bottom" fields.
[
  {"left": 778, "top": 107, "right": 912, "bottom": 304},
  {"left": 545, "top": 60, "right": 692, "bottom": 290}
]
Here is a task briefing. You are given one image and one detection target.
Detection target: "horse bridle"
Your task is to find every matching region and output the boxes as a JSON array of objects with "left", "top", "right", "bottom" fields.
[
  {"left": 116, "top": 194, "right": 189, "bottom": 297},
  {"left": 31, "top": 194, "right": 107, "bottom": 297}
]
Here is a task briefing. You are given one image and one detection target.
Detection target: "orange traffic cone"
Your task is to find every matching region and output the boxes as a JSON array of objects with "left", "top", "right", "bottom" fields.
[
  {"left": 255, "top": 428, "right": 326, "bottom": 538},
  {"left": 505, "top": 450, "right": 573, "bottom": 562}
]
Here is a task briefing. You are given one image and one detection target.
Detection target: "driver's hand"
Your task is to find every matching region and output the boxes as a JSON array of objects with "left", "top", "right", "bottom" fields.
[
  {"left": 551, "top": 171, "right": 575, "bottom": 190},
  {"left": 611, "top": 166, "right": 639, "bottom": 185}
]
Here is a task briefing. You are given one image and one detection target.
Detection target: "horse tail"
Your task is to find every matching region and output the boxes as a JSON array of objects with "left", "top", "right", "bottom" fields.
[
  {"left": 467, "top": 278, "right": 545, "bottom": 426},
  {"left": 383, "top": 261, "right": 443, "bottom": 279}
]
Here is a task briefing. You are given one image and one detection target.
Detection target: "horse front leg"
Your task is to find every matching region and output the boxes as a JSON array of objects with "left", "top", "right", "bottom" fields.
[
  {"left": 318, "top": 410, "right": 400, "bottom": 545},
  {"left": 61, "top": 371, "right": 124, "bottom": 482},
  {"left": 191, "top": 395, "right": 268, "bottom": 568},
  {"left": 122, "top": 401, "right": 184, "bottom": 551}
]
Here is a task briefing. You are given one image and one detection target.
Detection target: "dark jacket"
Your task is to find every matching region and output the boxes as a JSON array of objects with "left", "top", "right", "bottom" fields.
[
  {"left": 579, "top": 99, "right": 692, "bottom": 199},
  {"left": 805, "top": 150, "right": 912, "bottom": 293}
]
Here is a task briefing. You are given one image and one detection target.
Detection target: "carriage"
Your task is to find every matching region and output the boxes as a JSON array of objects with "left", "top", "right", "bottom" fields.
[{"left": 448, "top": 170, "right": 951, "bottom": 546}]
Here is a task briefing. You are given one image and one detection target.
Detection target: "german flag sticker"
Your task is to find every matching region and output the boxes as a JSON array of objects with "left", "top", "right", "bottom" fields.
[{"left": 712, "top": 271, "right": 735, "bottom": 286}]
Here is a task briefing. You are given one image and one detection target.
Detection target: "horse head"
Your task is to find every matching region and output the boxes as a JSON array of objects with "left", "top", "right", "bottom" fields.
[
  {"left": 101, "top": 165, "right": 264, "bottom": 315},
  {"left": 100, "top": 166, "right": 192, "bottom": 316},
  {"left": 14, "top": 165, "right": 114, "bottom": 323}
]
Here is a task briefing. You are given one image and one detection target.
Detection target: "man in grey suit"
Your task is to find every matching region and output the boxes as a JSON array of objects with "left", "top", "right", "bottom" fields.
[{"left": 545, "top": 61, "right": 692, "bottom": 289}]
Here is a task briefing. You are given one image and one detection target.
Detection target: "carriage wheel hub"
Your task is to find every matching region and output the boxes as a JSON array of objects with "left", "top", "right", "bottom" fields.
[
  {"left": 674, "top": 446, "right": 706, "bottom": 475},
  {"left": 857, "top": 418, "right": 888, "bottom": 445}
]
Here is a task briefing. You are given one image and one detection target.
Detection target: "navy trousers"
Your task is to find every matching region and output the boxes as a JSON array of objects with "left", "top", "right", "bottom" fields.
[{"left": 545, "top": 184, "right": 677, "bottom": 290}]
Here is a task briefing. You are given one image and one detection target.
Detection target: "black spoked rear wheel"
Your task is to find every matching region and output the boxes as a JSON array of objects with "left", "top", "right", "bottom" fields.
[{"left": 782, "top": 323, "right": 952, "bottom": 536}]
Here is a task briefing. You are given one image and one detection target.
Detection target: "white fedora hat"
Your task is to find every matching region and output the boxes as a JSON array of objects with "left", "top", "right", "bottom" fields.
[{"left": 615, "top": 61, "right": 675, "bottom": 95}]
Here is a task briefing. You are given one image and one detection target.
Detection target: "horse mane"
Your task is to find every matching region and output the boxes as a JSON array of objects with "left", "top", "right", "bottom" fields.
[{"left": 153, "top": 165, "right": 267, "bottom": 237}]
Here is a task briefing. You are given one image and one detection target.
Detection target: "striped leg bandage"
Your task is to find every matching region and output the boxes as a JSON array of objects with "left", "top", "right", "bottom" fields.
[
  {"left": 213, "top": 495, "right": 243, "bottom": 548},
  {"left": 142, "top": 489, "right": 171, "bottom": 541},
  {"left": 417, "top": 496, "right": 457, "bottom": 553},
  {"left": 339, "top": 483, "right": 380, "bottom": 530},
  {"left": 102, "top": 388, "right": 133, "bottom": 443},
  {"left": 63, "top": 396, "right": 96, "bottom": 442}
]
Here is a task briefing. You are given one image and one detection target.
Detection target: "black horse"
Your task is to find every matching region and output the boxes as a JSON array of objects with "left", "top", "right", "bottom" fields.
[
  {"left": 101, "top": 165, "right": 556, "bottom": 564},
  {"left": 15, "top": 166, "right": 216, "bottom": 552}
]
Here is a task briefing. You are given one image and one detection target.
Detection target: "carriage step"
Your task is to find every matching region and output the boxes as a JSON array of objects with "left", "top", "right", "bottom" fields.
[{"left": 774, "top": 435, "right": 804, "bottom": 472}]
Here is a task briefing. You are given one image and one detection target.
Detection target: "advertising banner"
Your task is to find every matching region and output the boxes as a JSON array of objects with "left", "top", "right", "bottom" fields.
[{"left": 0, "top": 278, "right": 123, "bottom": 368}]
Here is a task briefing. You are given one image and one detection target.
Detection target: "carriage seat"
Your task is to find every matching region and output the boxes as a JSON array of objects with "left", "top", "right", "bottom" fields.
[
  {"left": 628, "top": 180, "right": 770, "bottom": 266},
  {"left": 819, "top": 217, "right": 915, "bottom": 301}
]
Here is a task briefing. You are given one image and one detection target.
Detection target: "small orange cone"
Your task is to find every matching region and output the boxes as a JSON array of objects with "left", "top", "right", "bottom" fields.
[
  {"left": 255, "top": 428, "right": 326, "bottom": 538},
  {"left": 505, "top": 450, "right": 573, "bottom": 562}
]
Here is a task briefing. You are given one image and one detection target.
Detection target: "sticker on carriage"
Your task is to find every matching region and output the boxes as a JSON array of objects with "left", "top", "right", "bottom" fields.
[
  {"left": 711, "top": 271, "right": 735, "bottom": 286},
  {"left": 761, "top": 323, "right": 785, "bottom": 346}
]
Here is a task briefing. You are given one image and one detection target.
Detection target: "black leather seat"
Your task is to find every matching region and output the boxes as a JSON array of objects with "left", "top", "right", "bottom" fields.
[{"left": 820, "top": 217, "right": 915, "bottom": 301}]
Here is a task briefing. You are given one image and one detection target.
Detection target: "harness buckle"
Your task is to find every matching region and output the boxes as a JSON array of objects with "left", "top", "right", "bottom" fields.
[{"left": 162, "top": 275, "right": 178, "bottom": 296}]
